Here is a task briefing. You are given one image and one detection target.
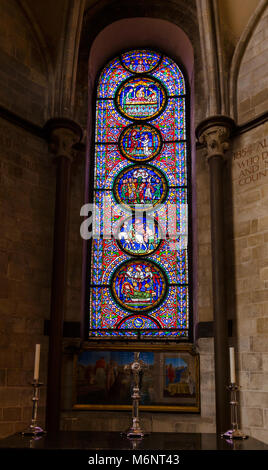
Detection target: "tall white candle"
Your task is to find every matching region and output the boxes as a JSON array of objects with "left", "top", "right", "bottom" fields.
[
  {"left": 34, "top": 344, "right": 41, "bottom": 381},
  {"left": 229, "top": 347, "right": 236, "bottom": 383}
]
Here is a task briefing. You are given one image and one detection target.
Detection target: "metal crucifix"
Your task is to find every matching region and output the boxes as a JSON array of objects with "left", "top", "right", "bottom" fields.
[{"left": 123, "top": 352, "right": 148, "bottom": 440}]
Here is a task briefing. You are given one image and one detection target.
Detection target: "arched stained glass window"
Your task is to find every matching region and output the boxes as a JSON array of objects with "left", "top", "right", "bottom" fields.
[{"left": 87, "top": 49, "right": 191, "bottom": 341}]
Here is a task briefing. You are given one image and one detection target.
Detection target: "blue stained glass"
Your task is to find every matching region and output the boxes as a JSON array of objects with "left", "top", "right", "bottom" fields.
[
  {"left": 150, "top": 248, "right": 188, "bottom": 285},
  {"left": 90, "top": 239, "right": 129, "bottom": 285},
  {"left": 116, "top": 76, "right": 167, "bottom": 121},
  {"left": 91, "top": 239, "right": 188, "bottom": 286},
  {"left": 119, "top": 123, "right": 162, "bottom": 162},
  {"left": 150, "top": 56, "right": 186, "bottom": 96},
  {"left": 95, "top": 99, "right": 130, "bottom": 142},
  {"left": 89, "top": 49, "right": 190, "bottom": 340},
  {"left": 94, "top": 142, "right": 187, "bottom": 189},
  {"left": 154, "top": 143, "right": 187, "bottom": 186},
  {"left": 94, "top": 144, "right": 129, "bottom": 189},
  {"left": 118, "top": 315, "right": 160, "bottom": 329},
  {"left": 97, "top": 57, "right": 131, "bottom": 98},
  {"left": 152, "top": 97, "right": 186, "bottom": 140},
  {"left": 89, "top": 285, "right": 188, "bottom": 333},
  {"left": 116, "top": 215, "right": 162, "bottom": 256},
  {"left": 113, "top": 164, "right": 168, "bottom": 210},
  {"left": 111, "top": 259, "right": 167, "bottom": 313}
]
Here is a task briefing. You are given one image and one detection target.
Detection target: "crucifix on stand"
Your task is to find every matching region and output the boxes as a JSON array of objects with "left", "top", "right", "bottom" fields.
[{"left": 122, "top": 352, "right": 148, "bottom": 440}]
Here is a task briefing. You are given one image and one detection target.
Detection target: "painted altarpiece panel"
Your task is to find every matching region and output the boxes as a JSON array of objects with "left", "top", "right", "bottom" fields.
[{"left": 73, "top": 345, "right": 200, "bottom": 412}]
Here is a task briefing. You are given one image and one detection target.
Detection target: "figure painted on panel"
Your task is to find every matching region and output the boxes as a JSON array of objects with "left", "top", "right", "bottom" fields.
[
  {"left": 167, "top": 363, "right": 176, "bottom": 384},
  {"left": 106, "top": 360, "right": 118, "bottom": 394},
  {"left": 94, "top": 357, "right": 106, "bottom": 390}
]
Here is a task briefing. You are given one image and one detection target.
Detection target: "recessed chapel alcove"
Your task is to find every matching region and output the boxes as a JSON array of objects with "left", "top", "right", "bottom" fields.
[{"left": 60, "top": 17, "right": 216, "bottom": 435}]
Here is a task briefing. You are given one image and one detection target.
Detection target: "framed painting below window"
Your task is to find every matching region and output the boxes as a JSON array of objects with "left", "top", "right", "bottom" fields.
[{"left": 73, "top": 344, "right": 200, "bottom": 412}]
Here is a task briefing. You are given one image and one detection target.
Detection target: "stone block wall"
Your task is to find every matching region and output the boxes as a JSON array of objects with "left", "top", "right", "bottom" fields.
[
  {"left": 237, "top": 5, "right": 268, "bottom": 124},
  {"left": 227, "top": 121, "right": 268, "bottom": 443},
  {"left": 0, "top": 0, "right": 50, "bottom": 126},
  {"left": 0, "top": 119, "right": 54, "bottom": 437},
  {"left": 0, "top": 0, "right": 55, "bottom": 439},
  {"left": 233, "top": 5, "right": 268, "bottom": 441}
]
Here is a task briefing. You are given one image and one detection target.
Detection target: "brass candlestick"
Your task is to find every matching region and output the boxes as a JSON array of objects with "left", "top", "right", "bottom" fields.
[
  {"left": 21, "top": 380, "right": 46, "bottom": 436},
  {"left": 221, "top": 383, "right": 248, "bottom": 440}
]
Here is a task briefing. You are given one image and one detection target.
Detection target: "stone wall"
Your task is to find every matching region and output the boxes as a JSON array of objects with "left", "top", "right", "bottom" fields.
[
  {"left": 0, "top": 118, "right": 55, "bottom": 437},
  {"left": 237, "top": 5, "right": 268, "bottom": 124},
  {"left": 231, "top": 4, "right": 268, "bottom": 442},
  {"left": 0, "top": 0, "right": 50, "bottom": 126},
  {"left": 226, "top": 121, "right": 268, "bottom": 443},
  {"left": 0, "top": 0, "right": 54, "bottom": 439}
]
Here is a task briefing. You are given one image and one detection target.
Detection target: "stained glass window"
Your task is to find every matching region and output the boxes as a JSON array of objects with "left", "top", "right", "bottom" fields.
[{"left": 87, "top": 49, "right": 191, "bottom": 340}]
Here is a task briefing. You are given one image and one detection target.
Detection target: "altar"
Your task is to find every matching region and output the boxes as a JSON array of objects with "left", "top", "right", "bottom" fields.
[
  {"left": 1, "top": 431, "right": 267, "bottom": 467},
  {"left": 0, "top": 430, "right": 267, "bottom": 451}
]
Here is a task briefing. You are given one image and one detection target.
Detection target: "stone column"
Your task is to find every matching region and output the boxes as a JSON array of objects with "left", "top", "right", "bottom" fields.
[
  {"left": 196, "top": 116, "right": 234, "bottom": 435},
  {"left": 44, "top": 118, "right": 82, "bottom": 433}
]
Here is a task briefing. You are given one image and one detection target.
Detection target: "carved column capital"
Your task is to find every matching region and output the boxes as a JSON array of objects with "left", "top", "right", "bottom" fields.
[
  {"left": 44, "top": 118, "right": 83, "bottom": 161},
  {"left": 196, "top": 115, "right": 235, "bottom": 160}
]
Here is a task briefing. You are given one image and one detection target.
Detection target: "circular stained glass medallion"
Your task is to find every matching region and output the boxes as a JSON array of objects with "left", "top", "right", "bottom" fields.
[
  {"left": 116, "top": 215, "right": 162, "bottom": 256},
  {"left": 113, "top": 164, "right": 168, "bottom": 211},
  {"left": 121, "top": 50, "right": 162, "bottom": 74},
  {"left": 111, "top": 259, "right": 167, "bottom": 313},
  {"left": 115, "top": 76, "right": 167, "bottom": 121},
  {"left": 119, "top": 124, "right": 162, "bottom": 162}
]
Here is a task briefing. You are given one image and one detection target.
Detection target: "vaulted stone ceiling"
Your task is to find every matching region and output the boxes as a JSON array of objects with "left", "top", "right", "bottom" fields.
[
  {"left": 218, "top": 0, "right": 259, "bottom": 46},
  {"left": 23, "top": 0, "right": 66, "bottom": 65},
  {"left": 23, "top": 0, "right": 261, "bottom": 67}
]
